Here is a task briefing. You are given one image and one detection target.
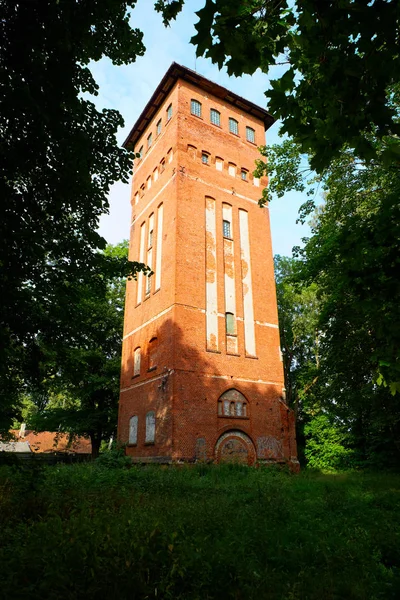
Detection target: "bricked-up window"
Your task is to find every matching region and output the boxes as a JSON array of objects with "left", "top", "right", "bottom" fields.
[
  {"left": 187, "top": 145, "right": 197, "bottom": 159},
  {"left": 145, "top": 411, "right": 156, "bottom": 443},
  {"left": 129, "top": 416, "right": 138, "bottom": 444},
  {"left": 133, "top": 347, "right": 141, "bottom": 377},
  {"left": 202, "top": 152, "right": 209, "bottom": 165},
  {"left": 147, "top": 132, "right": 152, "bottom": 149},
  {"left": 210, "top": 108, "right": 220, "bottom": 126},
  {"left": 156, "top": 119, "right": 162, "bottom": 136},
  {"left": 229, "top": 118, "right": 239, "bottom": 135},
  {"left": 218, "top": 389, "right": 248, "bottom": 418},
  {"left": 223, "top": 220, "right": 231, "bottom": 238},
  {"left": 241, "top": 169, "right": 248, "bottom": 181},
  {"left": 191, "top": 99, "right": 202, "bottom": 117},
  {"left": 166, "top": 103, "right": 172, "bottom": 122},
  {"left": 225, "top": 312, "right": 235, "bottom": 335},
  {"left": 148, "top": 337, "right": 158, "bottom": 370},
  {"left": 246, "top": 126, "right": 255, "bottom": 143}
]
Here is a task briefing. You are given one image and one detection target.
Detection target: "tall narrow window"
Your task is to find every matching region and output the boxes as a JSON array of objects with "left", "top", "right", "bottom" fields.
[
  {"left": 160, "top": 158, "right": 165, "bottom": 173},
  {"left": 138, "top": 146, "right": 143, "bottom": 158},
  {"left": 246, "top": 126, "right": 255, "bottom": 143},
  {"left": 166, "top": 103, "right": 172, "bottom": 121},
  {"left": 147, "top": 132, "right": 152, "bottom": 149},
  {"left": 146, "top": 214, "right": 154, "bottom": 296},
  {"left": 191, "top": 99, "right": 202, "bottom": 117},
  {"left": 153, "top": 167, "right": 158, "bottom": 182},
  {"left": 147, "top": 176, "right": 152, "bottom": 189},
  {"left": 133, "top": 347, "right": 141, "bottom": 377},
  {"left": 129, "top": 416, "right": 138, "bottom": 444},
  {"left": 134, "top": 192, "right": 139, "bottom": 205},
  {"left": 229, "top": 118, "right": 239, "bottom": 135},
  {"left": 210, "top": 108, "right": 220, "bottom": 126},
  {"left": 202, "top": 152, "right": 209, "bottom": 165},
  {"left": 156, "top": 119, "right": 162, "bottom": 136},
  {"left": 225, "top": 312, "right": 235, "bottom": 335},
  {"left": 228, "top": 163, "right": 236, "bottom": 177},
  {"left": 145, "top": 411, "right": 156, "bottom": 443},
  {"left": 241, "top": 169, "right": 248, "bottom": 181},
  {"left": 223, "top": 220, "right": 231, "bottom": 238},
  {"left": 167, "top": 148, "right": 173, "bottom": 163}
]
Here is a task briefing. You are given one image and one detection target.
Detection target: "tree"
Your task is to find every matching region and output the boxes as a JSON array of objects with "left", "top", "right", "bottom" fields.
[
  {"left": 0, "top": 1, "right": 148, "bottom": 431},
  {"left": 157, "top": 0, "right": 400, "bottom": 171},
  {"left": 28, "top": 242, "right": 130, "bottom": 458}
]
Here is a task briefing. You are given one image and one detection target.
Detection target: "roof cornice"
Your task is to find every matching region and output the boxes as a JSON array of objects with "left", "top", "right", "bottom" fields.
[{"left": 123, "top": 62, "right": 275, "bottom": 149}]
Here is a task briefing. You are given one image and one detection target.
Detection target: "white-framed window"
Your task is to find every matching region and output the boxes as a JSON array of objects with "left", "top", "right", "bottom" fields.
[
  {"left": 246, "top": 126, "right": 255, "bottom": 143},
  {"left": 223, "top": 219, "right": 231, "bottom": 238},
  {"left": 147, "top": 132, "right": 152, "bottom": 149},
  {"left": 133, "top": 347, "right": 141, "bottom": 376},
  {"left": 191, "top": 99, "right": 202, "bottom": 117},
  {"left": 229, "top": 118, "right": 239, "bottom": 135},
  {"left": 166, "top": 103, "right": 172, "bottom": 121},
  {"left": 156, "top": 119, "right": 162, "bottom": 136},
  {"left": 129, "top": 416, "right": 138, "bottom": 444},
  {"left": 202, "top": 152, "right": 209, "bottom": 165},
  {"left": 210, "top": 108, "right": 220, "bottom": 126},
  {"left": 145, "top": 411, "right": 156, "bottom": 443}
]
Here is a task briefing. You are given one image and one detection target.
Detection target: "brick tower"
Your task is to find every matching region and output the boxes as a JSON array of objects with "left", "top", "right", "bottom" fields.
[{"left": 118, "top": 63, "right": 298, "bottom": 467}]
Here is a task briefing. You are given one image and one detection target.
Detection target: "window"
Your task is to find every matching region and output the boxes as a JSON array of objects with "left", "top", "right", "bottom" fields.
[
  {"left": 167, "top": 148, "right": 173, "bottom": 163},
  {"left": 225, "top": 312, "right": 235, "bottom": 335},
  {"left": 146, "top": 274, "right": 151, "bottom": 295},
  {"left": 148, "top": 337, "right": 158, "bottom": 371},
  {"left": 215, "top": 157, "right": 223, "bottom": 171},
  {"left": 202, "top": 152, "right": 209, "bottom": 165},
  {"left": 210, "top": 108, "right": 220, "bottom": 126},
  {"left": 138, "top": 146, "right": 143, "bottom": 159},
  {"left": 133, "top": 347, "right": 141, "bottom": 377},
  {"left": 166, "top": 103, "right": 172, "bottom": 121},
  {"left": 156, "top": 119, "right": 162, "bottom": 136},
  {"left": 187, "top": 145, "right": 197, "bottom": 159},
  {"left": 160, "top": 158, "right": 165, "bottom": 173},
  {"left": 134, "top": 192, "right": 139, "bottom": 205},
  {"left": 145, "top": 411, "right": 156, "bottom": 443},
  {"left": 218, "top": 389, "right": 248, "bottom": 418},
  {"left": 129, "top": 416, "right": 138, "bottom": 445},
  {"left": 228, "top": 163, "right": 236, "bottom": 177},
  {"left": 246, "top": 126, "right": 255, "bottom": 143},
  {"left": 223, "top": 220, "right": 231, "bottom": 238},
  {"left": 229, "top": 118, "right": 239, "bottom": 135},
  {"left": 148, "top": 227, "right": 153, "bottom": 249},
  {"left": 147, "top": 176, "right": 152, "bottom": 190},
  {"left": 140, "top": 184, "right": 145, "bottom": 198},
  {"left": 191, "top": 99, "right": 202, "bottom": 117},
  {"left": 241, "top": 169, "right": 248, "bottom": 181},
  {"left": 153, "top": 167, "right": 158, "bottom": 182},
  {"left": 147, "top": 132, "right": 152, "bottom": 149},
  {"left": 253, "top": 176, "right": 260, "bottom": 187}
]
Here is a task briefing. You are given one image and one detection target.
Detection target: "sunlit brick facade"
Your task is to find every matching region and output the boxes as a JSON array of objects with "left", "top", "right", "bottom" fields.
[{"left": 118, "top": 63, "right": 298, "bottom": 467}]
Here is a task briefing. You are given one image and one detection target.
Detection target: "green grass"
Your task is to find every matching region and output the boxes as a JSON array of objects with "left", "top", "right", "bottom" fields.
[{"left": 0, "top": 463, "right": 399, "bottom": 599}]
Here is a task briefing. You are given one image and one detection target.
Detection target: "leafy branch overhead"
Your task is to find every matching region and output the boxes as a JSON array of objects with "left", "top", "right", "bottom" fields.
[{"left": 158, "top": 0, "right": 400, "bottom": 171}]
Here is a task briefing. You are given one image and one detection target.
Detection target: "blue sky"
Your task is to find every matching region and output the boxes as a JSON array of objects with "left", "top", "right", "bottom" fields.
[{"left": 92, "top": 0, "right": 310, "bottom": 257}]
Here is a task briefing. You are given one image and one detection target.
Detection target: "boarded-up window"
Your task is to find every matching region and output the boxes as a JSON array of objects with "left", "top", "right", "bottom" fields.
[
  {"left": 129, "top": 416, "right": 138, "bottom": 444},
  {"left": 145, "top": 411, "right": 156, "bottom": 443}
]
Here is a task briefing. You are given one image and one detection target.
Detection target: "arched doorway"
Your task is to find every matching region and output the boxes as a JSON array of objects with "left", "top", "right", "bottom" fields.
[{"left": 215, "top": 430, "right": 256, "bottom": 465}]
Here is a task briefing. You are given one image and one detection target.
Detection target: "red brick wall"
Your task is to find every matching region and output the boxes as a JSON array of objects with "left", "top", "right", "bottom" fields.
[{"left": 118, "top": 76, "right": 298, "bottom": 468}]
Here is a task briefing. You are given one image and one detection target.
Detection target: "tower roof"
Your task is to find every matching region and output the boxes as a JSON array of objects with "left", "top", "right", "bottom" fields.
[{"left": 123, "top": 62, "right": 275, "bottom": 149}]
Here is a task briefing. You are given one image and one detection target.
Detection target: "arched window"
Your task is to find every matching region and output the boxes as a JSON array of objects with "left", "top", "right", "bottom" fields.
[
  {"left": 148, "top": 337, "right": 158, "bottom": 371},
  {"left": 191, "top": 99, "right": 202, "bottom": 117},
  {"left": 210, "top": 108, "right": 220, "bottom": 126},
  {"left": 217, "top": 389, "right": 248, "bottom": 418},
  {"left": 129, "top": 416, "right": 138, "bottom": 445},
  {"left": 246, "top": 126, "right": 255, "bottom": 143},
  {"left": 133, "top": 347, "right": 141, "bottom": 377},
  {"left": 229, "top": 118, "right": 239, "bottom": 135},
  {"left": 167, "top": 147, "right": 173, "bottom": 163},
  {"left": 145, "top": 411, "right": 156, "bottom": 443}
]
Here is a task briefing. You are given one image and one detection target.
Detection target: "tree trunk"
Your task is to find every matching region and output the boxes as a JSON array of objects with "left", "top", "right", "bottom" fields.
[{"left": 90, "top": 434, "right": 101, "bottom": 459}]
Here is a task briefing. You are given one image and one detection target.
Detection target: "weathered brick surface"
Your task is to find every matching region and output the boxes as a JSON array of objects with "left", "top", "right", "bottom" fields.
[{"left": 118, "top": 68, "right": 298, "bottom": 468}]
